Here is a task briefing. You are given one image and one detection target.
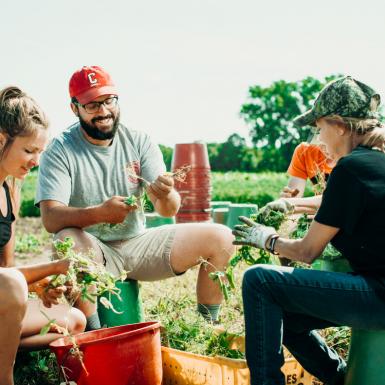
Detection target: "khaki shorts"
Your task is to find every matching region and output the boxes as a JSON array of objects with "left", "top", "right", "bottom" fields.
[{"left": 87, "top": 225, "right": 178, "bottom": 281}]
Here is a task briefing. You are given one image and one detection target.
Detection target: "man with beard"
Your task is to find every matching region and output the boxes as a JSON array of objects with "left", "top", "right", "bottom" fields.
[{"left": 36, "top": 66, "right": 234, "bottom": 330}]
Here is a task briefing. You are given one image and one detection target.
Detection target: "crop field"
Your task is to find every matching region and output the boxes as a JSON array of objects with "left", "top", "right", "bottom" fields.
[
  {"left": 19, "top": 171, "right": 314, "bottom": 217},
  {"left": 13, "top": 171, "right": 349, "bottom": 384}
]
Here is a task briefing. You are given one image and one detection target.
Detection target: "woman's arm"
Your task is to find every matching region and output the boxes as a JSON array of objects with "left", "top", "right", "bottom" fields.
[
  {"left": 274, "top": 220, "right": 339, "bottom": 263},
  {"left": 280, "top": 176, "right": 306, "bottom": 198},
  {"left": 289, "top": 195, "right": 323, "bottom": 214},
  {"left": 17, "top": 259, "right": 70, "bottom": 285}
]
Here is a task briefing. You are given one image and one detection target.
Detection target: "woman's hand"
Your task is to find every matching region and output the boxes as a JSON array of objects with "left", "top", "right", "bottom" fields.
[
  {"left": 27, "top": 259, "right": 72, "bottom": 307},
  {"left": 280, "top": 187, "right": 300, "bottom": 198},
  {"left": 29, "top": 277, "right": 67, "bottom": 308},
  {"left": 259, "top": 198, "right": 295, "bottom": 219},
  {"left": 232, "top": 216, "right": 278, "bottom": 249}
]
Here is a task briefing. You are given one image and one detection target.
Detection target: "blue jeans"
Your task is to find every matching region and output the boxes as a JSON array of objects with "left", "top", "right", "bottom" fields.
[{"left": 242, "top": 264, "right": 385, "bottom": 385}]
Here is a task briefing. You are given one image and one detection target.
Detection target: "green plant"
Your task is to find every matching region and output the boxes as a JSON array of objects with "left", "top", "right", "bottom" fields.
[
  {"left": 48, "top": 237, "right": 126, "bottom": 306},
  {"left": 211, "top": 209, "right": 286, "bottom": 300},
  {"left": 15, "top": 234, "right": 42, "bottom": 254},
  {"left": 14, "top": 350, "right": 59, "bottom": 385},
  {"left": 211, "top": 172, "right": 314, "bottom": 207},
  {"left": 322, "top": 326, "right": 351, "bottom": 360},
  {"left": 124, "top": 195, "right": 138, "bottom": 206},
  {"left": 149, "top": 296, "right": 244, "bottom": 359},
  {"left": 19, "top": 172, "right": 40, "bottom": 217},
  {"left": 290, "top": 214, "right": 341, "bottom": 260}
]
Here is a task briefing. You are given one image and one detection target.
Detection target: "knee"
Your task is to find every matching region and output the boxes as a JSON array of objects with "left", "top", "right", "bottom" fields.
[
  {"left": 242, "top": 264, "right": 276, "bottom": 292},
  {"left": 53, "top": 228, "right": 91, "bottom": 254},
  {"left": 207, "top": 224, "right": 235, "bottom": 261},
  {"left": 0, "top": 269, "right": 28, "bottom": 317},
  {"left": 54, "top": 227, "right": 84, "bottom": 243},
  {"left": 67, "top": 307, "right": 87, "bottom": 335}
]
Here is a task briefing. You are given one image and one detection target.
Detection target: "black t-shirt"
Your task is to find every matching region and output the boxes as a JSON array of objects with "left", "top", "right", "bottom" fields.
[
  {"left": 0, "top": 182, "right": 15, "bottom": 252},
  {"left": 315, "top": 146, "right": 385, "bottom": 281}
]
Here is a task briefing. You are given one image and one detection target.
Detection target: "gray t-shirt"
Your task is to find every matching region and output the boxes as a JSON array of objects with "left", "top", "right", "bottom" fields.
[{"left": 35, "top": 122, "right": 166, "bottom": 241}]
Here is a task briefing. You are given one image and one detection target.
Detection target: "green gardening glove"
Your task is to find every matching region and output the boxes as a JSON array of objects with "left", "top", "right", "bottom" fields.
[{"left": 232, "top": 216, "right": 278, "bottom": 250}]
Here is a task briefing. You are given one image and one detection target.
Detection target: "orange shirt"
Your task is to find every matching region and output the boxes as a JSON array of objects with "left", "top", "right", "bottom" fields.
[{"left": 287, "top": 143, "right": 333, "bottom": 182}]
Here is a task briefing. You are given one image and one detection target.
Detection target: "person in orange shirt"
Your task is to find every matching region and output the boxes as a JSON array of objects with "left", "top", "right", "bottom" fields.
[
  {"left": 260, "top": 141, "right": 336, "bottom": 220},
  {"left": 281, "top": 142, "right": 335, "bottom": 198}
]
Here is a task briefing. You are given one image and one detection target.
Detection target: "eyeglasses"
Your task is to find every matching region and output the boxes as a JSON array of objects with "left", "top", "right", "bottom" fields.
[{"left": 77, "top": 96, "right": 119, "bottom": 114}]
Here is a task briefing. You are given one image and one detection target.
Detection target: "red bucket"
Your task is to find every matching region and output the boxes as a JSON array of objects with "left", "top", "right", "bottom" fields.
[
  {"left": 171, "top": 143, "right": 210, "bottom": 170},
  {"left": 49, "top": 321, "right": 162, "bottom": 385}
]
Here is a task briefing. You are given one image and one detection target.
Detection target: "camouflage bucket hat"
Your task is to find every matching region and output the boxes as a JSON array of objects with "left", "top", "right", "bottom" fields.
[{"left": 293, "top": 76, "right": 381, "bottom": 127}]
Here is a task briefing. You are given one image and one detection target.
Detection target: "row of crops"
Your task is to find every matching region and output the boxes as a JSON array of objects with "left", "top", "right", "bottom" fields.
[{"left": 19, "top": 171, "right": 314, "bottom": 217}]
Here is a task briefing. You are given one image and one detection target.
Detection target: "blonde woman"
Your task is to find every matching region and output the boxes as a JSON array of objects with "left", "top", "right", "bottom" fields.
[
  {"left": 233, "top": 76, "right": 385, "bottom": 385},
  {"left": 0, "top": 87, "right": 86, "bottom": 385}
]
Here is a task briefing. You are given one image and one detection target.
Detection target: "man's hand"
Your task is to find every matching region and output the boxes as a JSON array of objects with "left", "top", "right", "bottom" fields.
[
  {"left": 98, "top": 196, "right": 138, "bottom": 224},
  {"left": 232, "top": 216, "right": 278, "bottom": 249},
  {"left": 147, "top": 174, "right": 174, "bottom": 200},
  {"left": 259, "top": 198, "right": 295, "bottom": 219}
]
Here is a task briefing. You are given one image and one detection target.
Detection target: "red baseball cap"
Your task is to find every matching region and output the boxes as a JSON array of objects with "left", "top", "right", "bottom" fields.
[{"left": 69, "top": 66, "right": 118, "bottom": 104}]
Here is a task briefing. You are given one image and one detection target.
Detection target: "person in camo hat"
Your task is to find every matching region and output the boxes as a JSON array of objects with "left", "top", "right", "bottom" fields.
[
  {"left": 234, "top": 76, "right": 385, "bottom": 385},
  {"left": 260, "top": 76, "right": 381, "bottom": 217}
]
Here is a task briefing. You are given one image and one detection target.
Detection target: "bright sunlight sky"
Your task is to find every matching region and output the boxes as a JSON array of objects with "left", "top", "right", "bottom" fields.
[{"left": 1, "top": 0, "right": 385, "bottom": 146}]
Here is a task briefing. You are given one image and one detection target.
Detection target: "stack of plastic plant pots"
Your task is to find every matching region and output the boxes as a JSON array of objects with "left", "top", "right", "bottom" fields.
[{"left": 171, "top": 142, "right": 212, "bottom": 223}]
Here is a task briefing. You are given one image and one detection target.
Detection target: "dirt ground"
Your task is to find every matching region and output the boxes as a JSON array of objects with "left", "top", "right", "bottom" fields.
[{"left": 14, "top": 217, "right": 52, "bottom": 265}]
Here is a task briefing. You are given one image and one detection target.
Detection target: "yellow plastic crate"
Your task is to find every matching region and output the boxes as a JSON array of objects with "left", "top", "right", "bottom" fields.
[{"left": 162, "top": 346, "right": 322, "bottom": 385}]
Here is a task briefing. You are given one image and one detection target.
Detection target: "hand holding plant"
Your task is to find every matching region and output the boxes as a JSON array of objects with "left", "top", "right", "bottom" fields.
[
  {"left": 259, "top": 198, "right": 295, "bottom": 218},
  {"left": 30, "top": 277, "right": 68, "bottom": 308},
  {"left": 232, "top": 216, "right": 278, "bottom": 250},
  {"left": 98, "top": 195, "right": 138, "bottom": 224},
  {"left": 147, "top": 174, "right": 174, "bottom": 200},
  {"left": 47, "top": 237, "right": 127, "bottom": 307}
]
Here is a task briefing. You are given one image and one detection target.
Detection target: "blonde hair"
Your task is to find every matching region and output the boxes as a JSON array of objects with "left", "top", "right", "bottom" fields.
[
  {"left": 323, "top": 115, "right": 385, "bottom": 152},
  {"left": 0, "top": 86, "right": 49, "bottom": 212}
]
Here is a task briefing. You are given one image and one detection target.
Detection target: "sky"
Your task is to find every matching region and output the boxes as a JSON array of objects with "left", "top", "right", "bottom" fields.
[{"left": 1, "top": 0, "right": 385, "bottom": 147}]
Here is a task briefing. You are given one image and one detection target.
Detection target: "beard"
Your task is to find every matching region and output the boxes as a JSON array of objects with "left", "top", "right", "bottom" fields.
[{"left": 79, "top": 110, "right": 120, "bottom": 140}]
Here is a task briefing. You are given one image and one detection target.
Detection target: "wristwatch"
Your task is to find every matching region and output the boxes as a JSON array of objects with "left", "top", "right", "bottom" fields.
[{"left": 267, "top": 235, "right": 280, "bottom": 255}]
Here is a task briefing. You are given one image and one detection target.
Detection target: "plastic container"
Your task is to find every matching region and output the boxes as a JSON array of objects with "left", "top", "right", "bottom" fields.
[
  {"left": 212, "top": 208, "right": 229, "bottom": 225},
  {"left": 161, "top": 346, "right": 319, "bottom": 385},
  {"left": 145, "top": 212, "right": 175, "bottom": 228},
  {"left": 98, "top": 280, "right": 144, "bottom": 327},
  {"left": 50, "top": 321, "right": 162, "bottom": 385},
  {"left": 345, "top": 329, "right": 385, "bottom": 385},
  {"left": 312, "top": 257, "right": 352, "bottom": 273},
  {"left": 210, "top": 201, "right": 232, "bottom": 210},
  {"left": 226, "top": 203, "right": 258, "bottom": 228},
  {"left": 172, "top": 142, "right": 212, "bottom": 223}
]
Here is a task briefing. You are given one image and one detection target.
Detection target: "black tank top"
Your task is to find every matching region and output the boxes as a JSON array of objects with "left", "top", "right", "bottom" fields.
[{"left": 0, "top": 182, "right": 15, "bottom": 250}]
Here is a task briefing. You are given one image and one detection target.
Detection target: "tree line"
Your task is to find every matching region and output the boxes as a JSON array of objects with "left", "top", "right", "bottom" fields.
[{"left": 161, "top": 74, "right": 351, "bottom": 172}]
